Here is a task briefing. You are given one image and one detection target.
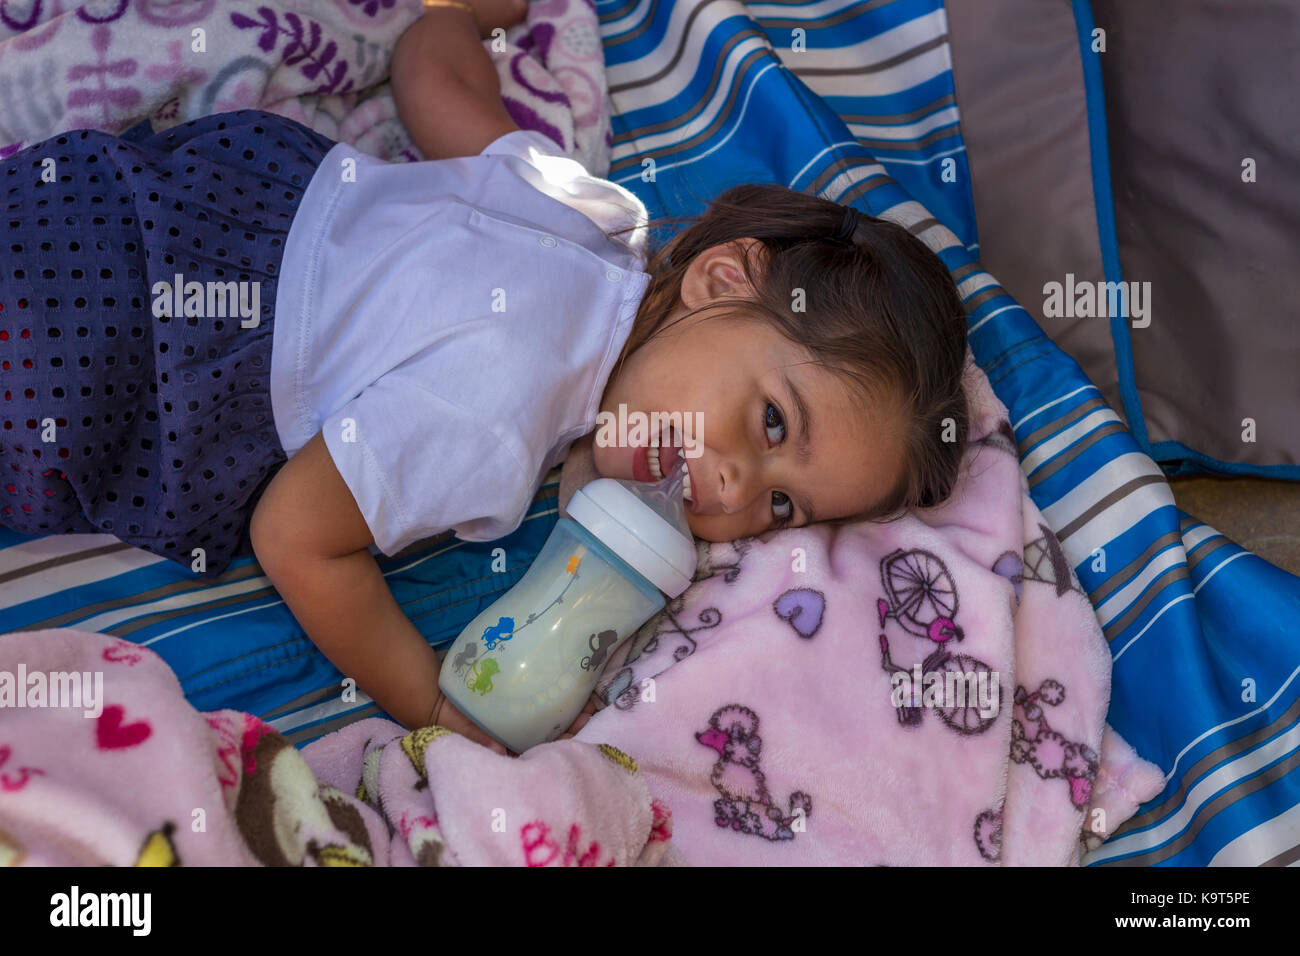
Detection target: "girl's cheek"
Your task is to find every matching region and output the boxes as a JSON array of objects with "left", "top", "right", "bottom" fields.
[{"left": 591, "top": 442, "right": 619, "bottom": 478}]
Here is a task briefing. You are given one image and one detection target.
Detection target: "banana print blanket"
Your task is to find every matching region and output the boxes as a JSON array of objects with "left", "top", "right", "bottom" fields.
[
  {"left": 574, "top": 353, "right": 1167, "bottom": 865},
  {"left": 0, "top": 627, "right": 683, "bottom": 866}
]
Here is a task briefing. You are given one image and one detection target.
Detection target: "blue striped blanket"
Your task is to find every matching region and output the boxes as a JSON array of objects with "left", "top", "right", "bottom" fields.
[
  {"left": 2, "top": 0, "right": 1296, "bottom": 866},
  {"left": 589, "top": 0, "right": 1299, "bottom": 866}
]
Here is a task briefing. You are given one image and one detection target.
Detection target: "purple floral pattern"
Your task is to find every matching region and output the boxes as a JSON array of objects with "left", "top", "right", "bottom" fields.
[
  {"left": 144, "top": 39, "right": 209, "bottom": 99},
  {"left": 230, "top": 6, "right": 353, "bottom": 95},
  {"left": 138, "top": 0, "right": 216, "bottom": 27},
  {"left": 67, "top": 24, "right": 138, "bottom": 127},
  {"left": 335, "top": 0, "right": 412, "bottom": 28},
  {"left": 76, "top": 0, "right": 127, "bottom": 24},
  {"left": 502, "top": 95, "right": 563, "bottom": 149},
  {"left": 9, "top": 12, "right": 61, "bottom": 52},
  {"left": 0, "top": 0, "right": 610, "bottom": 175},
  {"left": 1, "top": 0, "right": 47, "bottom": 33},
  {"left": 347, "top": 0, "right": 397, "bottom": 18}
]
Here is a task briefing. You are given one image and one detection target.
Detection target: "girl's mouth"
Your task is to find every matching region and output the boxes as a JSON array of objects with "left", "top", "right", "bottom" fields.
[{"left": 632, "top": 423, "right": 696, "bottom": 510}]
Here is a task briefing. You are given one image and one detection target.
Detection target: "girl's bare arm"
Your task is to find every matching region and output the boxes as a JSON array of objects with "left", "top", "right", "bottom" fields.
[
  {"left": 249, "top": 431, "right": 502, "bottom": 749},
  {"left": 391, "top": 1, "right": 524, "bottom": 160}
]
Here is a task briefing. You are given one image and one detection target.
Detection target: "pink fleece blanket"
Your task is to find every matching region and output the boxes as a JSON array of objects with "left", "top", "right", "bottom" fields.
[
  {"left": 0, "top": 628, "right": 682, "bottom": 866},
  {"left": 0, "top": 358, "right": 1160, "bottom": 867},
  {"left": 574, "top": 351, "right": 1166, "bottom": 865}
]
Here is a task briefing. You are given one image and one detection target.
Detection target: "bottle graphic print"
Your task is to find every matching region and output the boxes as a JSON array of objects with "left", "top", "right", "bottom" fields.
[{"left": 439, "top": 456, "right": 697, "bottom": 752}]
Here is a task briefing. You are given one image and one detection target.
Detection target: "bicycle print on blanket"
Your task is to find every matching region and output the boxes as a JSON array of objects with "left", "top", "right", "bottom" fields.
[{"left": 875, "top": 548, "right": 998, "bottom": 736}]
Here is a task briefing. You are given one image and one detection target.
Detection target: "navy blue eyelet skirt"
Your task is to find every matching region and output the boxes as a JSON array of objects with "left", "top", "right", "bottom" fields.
[{"left": 0, "top": 109, "right": 336, "bottom": 578}]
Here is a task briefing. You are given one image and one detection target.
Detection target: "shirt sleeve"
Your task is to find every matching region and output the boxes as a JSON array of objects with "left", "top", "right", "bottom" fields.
[
  {"left": 321, "top": 377, "right": 536, "bottom": 556},
  {"left": 478, "top": 128, "right": 648, "bottom": 262}
]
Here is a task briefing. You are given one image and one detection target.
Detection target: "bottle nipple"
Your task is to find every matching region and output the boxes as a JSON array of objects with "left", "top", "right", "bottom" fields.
[{"left": 619, "top": 452, "right": 692, "bottom": 541}]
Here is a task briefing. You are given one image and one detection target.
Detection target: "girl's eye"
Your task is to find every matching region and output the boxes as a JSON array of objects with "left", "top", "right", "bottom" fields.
[
  {"left": 764, "top": 402, "right": 786, "bottom": 444},
  {"left": 763, "top": 402, "right": 795, "bottom": 528}
]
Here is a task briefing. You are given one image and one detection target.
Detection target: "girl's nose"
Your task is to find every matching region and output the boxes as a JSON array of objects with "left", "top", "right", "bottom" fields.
[{"left": 717, "top": 458, "right": 758, "bottom": 514}]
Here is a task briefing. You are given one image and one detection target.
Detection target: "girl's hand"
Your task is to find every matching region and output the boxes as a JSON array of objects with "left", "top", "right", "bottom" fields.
[
  {"left": 430, "top": 692, "right": 510, "bottom": 756},
  {"left": 429, "top": 689, "right": 602, "bottom": 758},
  {"left": 458, "top": 0, "right": 528, "bottom": 40},
  {"left": 556, "top": 693, "right": 601, "bottom": 742}
]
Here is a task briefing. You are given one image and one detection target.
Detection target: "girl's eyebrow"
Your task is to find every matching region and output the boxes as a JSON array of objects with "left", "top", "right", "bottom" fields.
[{"left": 779, "top": 371, "right": 817, "bottom": 522}]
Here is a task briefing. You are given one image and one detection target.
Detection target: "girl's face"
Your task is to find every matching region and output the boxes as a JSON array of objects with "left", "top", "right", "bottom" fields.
[{"left": 593, "top": 240, "right": 910, "bottom": 542}]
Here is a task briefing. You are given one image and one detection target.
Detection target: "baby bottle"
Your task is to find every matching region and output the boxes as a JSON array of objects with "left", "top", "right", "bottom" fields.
[{"left": 437, "top": 455, "right": 697, "bottom": 753}]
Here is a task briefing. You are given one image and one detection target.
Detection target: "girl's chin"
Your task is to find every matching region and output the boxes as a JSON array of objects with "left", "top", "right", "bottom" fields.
[{"left": 689, "top": 521, "right": 733, "bottom": 543}]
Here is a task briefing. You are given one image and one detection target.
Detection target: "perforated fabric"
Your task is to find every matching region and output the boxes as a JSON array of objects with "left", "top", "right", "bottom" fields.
[{"left": 0, "top": 110, "right": 334, "bottom": 577}]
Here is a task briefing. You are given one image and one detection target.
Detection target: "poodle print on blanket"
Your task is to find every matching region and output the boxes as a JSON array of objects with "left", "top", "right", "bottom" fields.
[
  {"left": 696, "top": 705, "right": 812, "bottom": 842},
  {"left": 573, "top": 354, "right": 1165, "bottom": 865}
]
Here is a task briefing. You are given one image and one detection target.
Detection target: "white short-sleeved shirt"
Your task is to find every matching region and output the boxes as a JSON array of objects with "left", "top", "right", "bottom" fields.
[{"left": 269, "top": 130, "right": 651, "bottom": 555}]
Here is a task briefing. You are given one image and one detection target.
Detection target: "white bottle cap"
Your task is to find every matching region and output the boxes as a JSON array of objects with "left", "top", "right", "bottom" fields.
[{"left": 566, "top": 456, "right": 697, "bottom": 597}]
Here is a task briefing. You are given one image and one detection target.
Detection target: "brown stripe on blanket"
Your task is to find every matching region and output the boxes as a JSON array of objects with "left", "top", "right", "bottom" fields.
[
  {"left": 1111, "top": 693, "right": 1300, "bottom": 840},
  {"left": 1098, "top": 564, "right": 1191, "bottom": 644},
  {"left": 1053, "top": 473, "right": 1169, "bottom": 543},
  {"left": 610, "top": 45, "right": 770, "bottom": 171}
]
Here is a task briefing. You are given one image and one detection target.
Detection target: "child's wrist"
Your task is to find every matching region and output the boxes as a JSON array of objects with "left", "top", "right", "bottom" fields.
[
  {"left": 426, "top": 693, "right": 444, "bottom": 728},
  {"left": 425, "top": 656, "right": 445, "bottom": 727},
  {"left": 421, "top": 0, "right": 480, "bottom": 35},
  {"left": 422, "top": 0, "right": 474, "bottom": 15}
]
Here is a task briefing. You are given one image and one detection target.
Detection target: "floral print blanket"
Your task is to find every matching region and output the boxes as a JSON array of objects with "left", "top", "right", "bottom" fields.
[{"left": 0, "top": 0, "right": 611, "bottom": 171}]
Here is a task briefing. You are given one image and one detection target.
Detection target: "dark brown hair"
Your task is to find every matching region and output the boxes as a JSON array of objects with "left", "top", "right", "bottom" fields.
[{"left": 603, "top": 183, "right": 970, "bottom": 524}]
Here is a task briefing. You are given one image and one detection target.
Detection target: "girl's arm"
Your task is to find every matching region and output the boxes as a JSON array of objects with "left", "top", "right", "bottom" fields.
[
  {"left": 249, "top": 431, "right": 504, "bottom": 751},
  {"left": 391, "top": 0, "right": 525, "bottom": 160}
]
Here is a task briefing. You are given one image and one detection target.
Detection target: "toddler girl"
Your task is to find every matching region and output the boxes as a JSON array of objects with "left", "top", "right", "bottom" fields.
[{"left": 0, "top": 0, "right": 968, "bottom": 751}]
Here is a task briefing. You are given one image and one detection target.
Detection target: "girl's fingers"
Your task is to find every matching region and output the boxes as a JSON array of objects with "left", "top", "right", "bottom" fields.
[
  {"left": 443, "top": 693, "right": 603, "bottom": 751},
  {"left": 468, "top": 0, "right": 528, "bottom": 38},
  {"left": 459, "top": 723, "right": 501, "bottom": 752},
  {"left": 563, "top": 709, "right": 593, "bottom": 738},
  {"left": 562, "top": 695, "right": 603, "bottom": 736},
  {"left": 475, "top": 731, "right": 508, "bottom": 755},
  {"left": 472, "top": 725, "right": 508, "bottom": 754},
  {"left": 435, "top": 699, "right": 509, "bottom": 754}
]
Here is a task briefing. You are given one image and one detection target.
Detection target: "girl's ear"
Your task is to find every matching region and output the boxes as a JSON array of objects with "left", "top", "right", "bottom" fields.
[{"left": 679, "top": 238, "right": 765, "bottom": 310}]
